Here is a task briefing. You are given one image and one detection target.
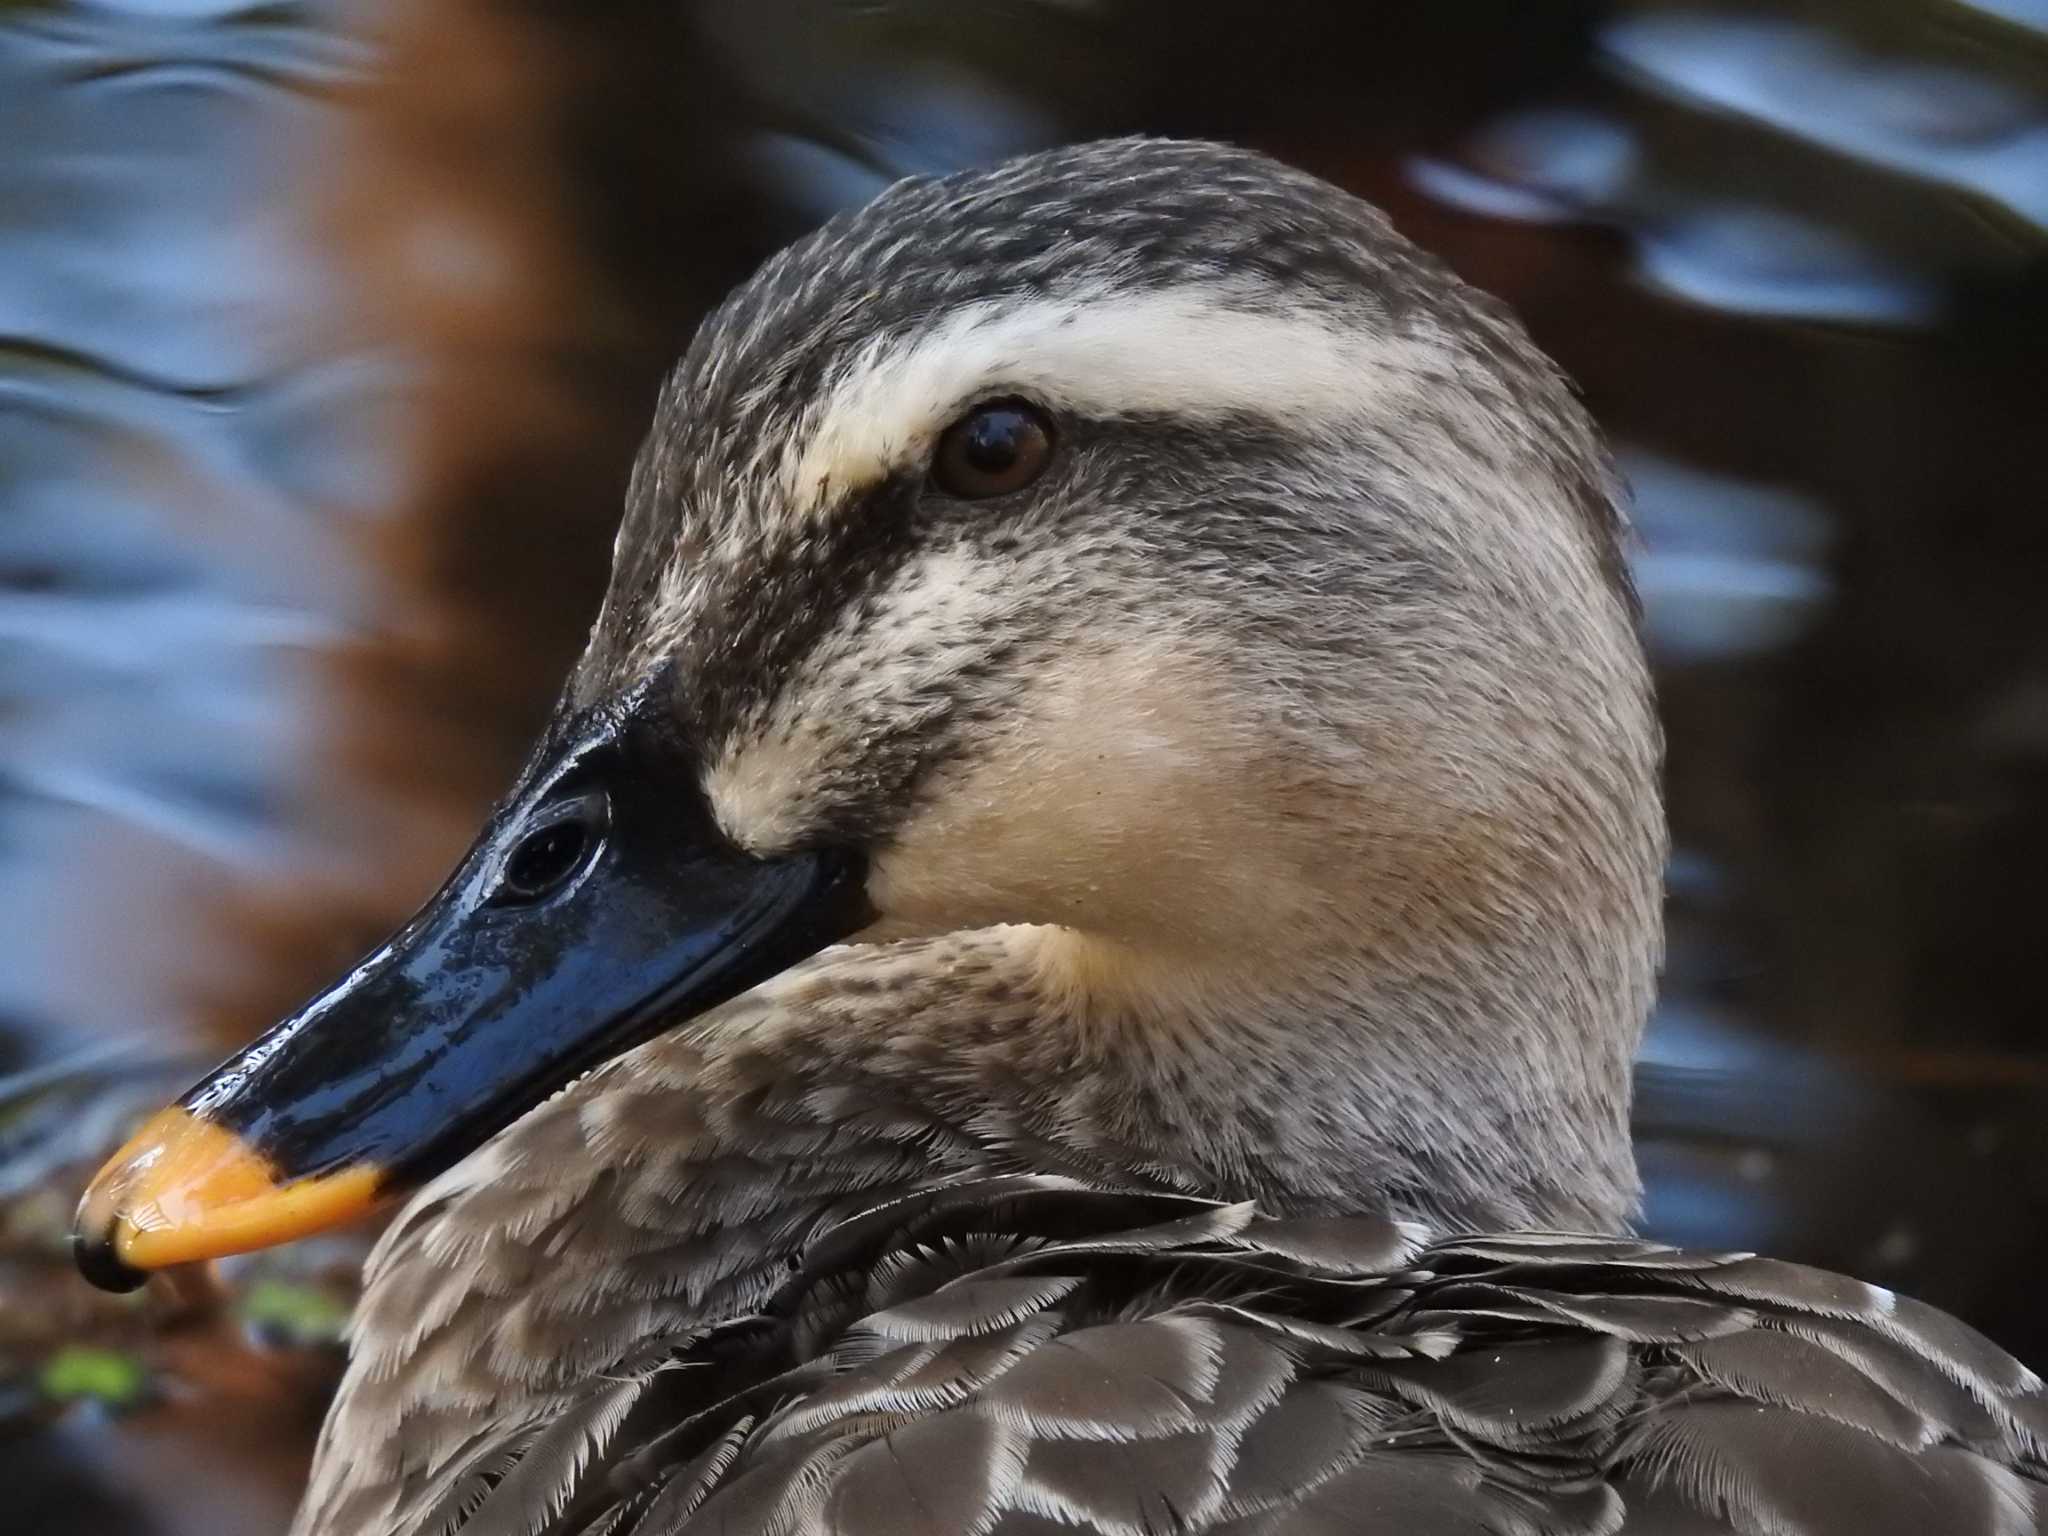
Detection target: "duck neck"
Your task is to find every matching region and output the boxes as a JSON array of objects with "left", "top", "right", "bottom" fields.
[
  {"left": 702, "top": 918, "right": 1646, "bottom": 1234},
  {"left": 322, "top": 908, "right": 1645, "bottom": 1514}
]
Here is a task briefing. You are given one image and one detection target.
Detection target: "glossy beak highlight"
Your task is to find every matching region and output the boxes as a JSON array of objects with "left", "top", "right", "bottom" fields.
[{"left": 74, "top": 699, "right": 872, "bottom": 1293}]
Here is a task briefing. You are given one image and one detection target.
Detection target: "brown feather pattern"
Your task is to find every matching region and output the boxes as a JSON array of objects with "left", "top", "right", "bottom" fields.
[{"left": 356, "top": 1178, "right": 2047, "bottom": 1536}]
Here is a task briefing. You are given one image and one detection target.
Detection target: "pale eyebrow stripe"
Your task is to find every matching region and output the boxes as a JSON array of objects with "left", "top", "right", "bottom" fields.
[{"left": 779, "top": 283, "right": 1447, "bottom": 521}]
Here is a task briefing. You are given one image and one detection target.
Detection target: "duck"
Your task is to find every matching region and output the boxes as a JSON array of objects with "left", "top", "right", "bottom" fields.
[{"left": 71, "top": 138, "right": 2046, "bottom": 1536}]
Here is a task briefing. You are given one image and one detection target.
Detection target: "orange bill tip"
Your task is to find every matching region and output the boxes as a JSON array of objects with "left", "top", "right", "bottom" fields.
[{"left": 76, "top": 1106, "right": 384, "bottom": 1273}]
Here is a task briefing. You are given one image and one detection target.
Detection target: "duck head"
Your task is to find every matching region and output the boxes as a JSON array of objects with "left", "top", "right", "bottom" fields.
[{"left": 76, "top": 139, "right": 1663, "bottom": 1292}]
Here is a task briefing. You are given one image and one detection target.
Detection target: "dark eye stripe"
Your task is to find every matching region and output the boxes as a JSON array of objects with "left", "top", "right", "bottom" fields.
[{"left": 676, "top": 473, "right": 930, "bottom": 743}]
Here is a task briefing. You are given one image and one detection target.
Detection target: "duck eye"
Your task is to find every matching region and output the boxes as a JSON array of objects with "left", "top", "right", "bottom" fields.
[
  {"left": 931, "top": 400, "right": 1054, "bottom": 499},
  {"left": 494, "top": 793, "right": 606, "bottom": 905}
]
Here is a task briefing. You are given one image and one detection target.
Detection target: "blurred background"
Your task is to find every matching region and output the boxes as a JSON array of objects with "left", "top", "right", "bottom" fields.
[{"left": 0, "top": 0, "right": 2043, "bottom": 1530}]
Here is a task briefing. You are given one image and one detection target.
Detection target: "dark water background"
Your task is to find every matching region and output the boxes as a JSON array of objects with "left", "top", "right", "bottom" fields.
[{"left": 1, "top": 1, "right": 2044, "bottom": 1530}]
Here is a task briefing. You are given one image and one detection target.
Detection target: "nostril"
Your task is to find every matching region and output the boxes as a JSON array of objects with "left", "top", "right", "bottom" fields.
[
  {"left": 503, "top": 823, "right": 589, "bottom": 900},
  {"left": 494, "top": 792, "right": 607, "bottom": 905}
]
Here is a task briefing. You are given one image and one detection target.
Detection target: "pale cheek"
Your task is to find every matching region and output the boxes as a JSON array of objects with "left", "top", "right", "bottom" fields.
[
  {"left": 869, "top": 715, "right": 1306, "bottom": 951},
  {"left": 702, "top": 736, "right": 816, "bottom": 856},
  {"left": 866, "top": 765, "right": 1082, "bottom": 937}
]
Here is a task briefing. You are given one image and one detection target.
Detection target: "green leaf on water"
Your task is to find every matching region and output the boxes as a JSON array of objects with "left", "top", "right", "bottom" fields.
[
  {"left": 39, "top": 1345, "right": 148, "bottom": 1407},
  {"left": 239, "top": 1279, "right": 351, "bottom": 1344}
]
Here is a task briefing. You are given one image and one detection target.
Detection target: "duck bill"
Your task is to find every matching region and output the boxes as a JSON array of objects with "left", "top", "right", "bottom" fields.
[{"left": 73, "top": 702, "right": 872, "bottom": 1292}]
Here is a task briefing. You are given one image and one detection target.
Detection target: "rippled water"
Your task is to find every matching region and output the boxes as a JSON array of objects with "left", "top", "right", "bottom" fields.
[{"left": 2, "top": 0, "right": 2044, "bottom": 1526}]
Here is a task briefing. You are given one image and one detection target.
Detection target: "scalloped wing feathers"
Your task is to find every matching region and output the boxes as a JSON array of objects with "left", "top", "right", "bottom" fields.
[{"left": 379, "top": 1181, "right": 2046, "bottom": 1536}]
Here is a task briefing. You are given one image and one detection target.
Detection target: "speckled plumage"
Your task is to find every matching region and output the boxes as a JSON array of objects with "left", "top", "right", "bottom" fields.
[
  {"left": 292, "top": 140, "right": 2045, "bottom": 1535},
  {"left": 319, "top": 1166, "right": 2048, "bottom": 1536}
]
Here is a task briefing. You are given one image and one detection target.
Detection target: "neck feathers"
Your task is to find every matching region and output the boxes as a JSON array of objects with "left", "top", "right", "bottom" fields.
[{"left": 306, "top": 913, "right": 1648, "bottom": 1532}]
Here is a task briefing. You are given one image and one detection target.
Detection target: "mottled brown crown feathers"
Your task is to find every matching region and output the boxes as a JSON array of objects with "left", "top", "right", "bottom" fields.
[{"left": 579, "top": 135, "right": 1634, "bottom": 715}]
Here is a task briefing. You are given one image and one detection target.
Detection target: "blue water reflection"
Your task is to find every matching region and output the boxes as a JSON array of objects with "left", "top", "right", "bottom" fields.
[
  {"left": 0, "top": 3, "right": 393, "bottom": 1090},
  {"left": 1604, "top": 12, "right": 2048, "bottom": 229}
]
